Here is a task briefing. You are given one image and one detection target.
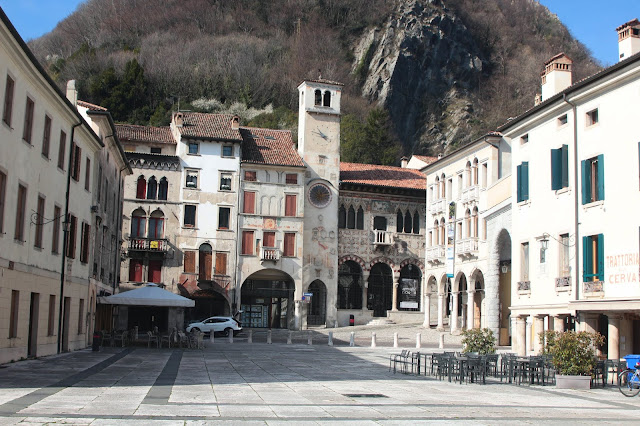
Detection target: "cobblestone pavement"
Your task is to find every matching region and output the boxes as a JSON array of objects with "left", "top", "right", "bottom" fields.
[{"left": 0, "top": 331, "right": 637, "bottom": 424}]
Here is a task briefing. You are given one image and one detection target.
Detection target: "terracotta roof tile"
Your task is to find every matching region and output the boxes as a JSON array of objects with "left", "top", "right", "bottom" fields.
[
  {"left": 178, "top": 112, "right": 243, "bottom": 141},
  {"left": 340, "top": 162, "right": 426, "bottom": 191},
  {"left": 240, "top": 127, "right": 304, "bottom": 167},
  {"left": 77, "top": 100, "right": 107, "bottom": 111},
  {"left": 303, "top": 78, "right": 344, "bottom": 86},
  {"left": 412, "top": 155, "right": 439, "bottom": 165},
  {"left": 116, "top": 124, "right": 175, "bottom": 145}
]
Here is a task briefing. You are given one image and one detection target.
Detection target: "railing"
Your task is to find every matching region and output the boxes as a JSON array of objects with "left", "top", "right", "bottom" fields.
[
  {"left": 373, "top": 230, "right": 393, "bottom": 246},
  {"left": 430, "top": 198, "right": 446, "bottom": 215},
  {"left": 128, "top": 237, "right": 168, "bottom": 252},
  {"left": 517, "top": 281, "right": 531, "bottom": 292},
  {"left": 461, "top": 185, "right": 479, "bottom": 203},
  {"left": 583, "top": 280, "right": 604, "bottom": 294},
  {"left": 555, "top": 276, "right": 571, "bottom": 291},
  {"left": 260, "top": 247, "right": 280, "bottom": 261},
  {"left": 456, "top": 237, "right": 479, "bottom": 257},
  {"left": 426, "top": 245, "right": 445, "bottom": 263}
]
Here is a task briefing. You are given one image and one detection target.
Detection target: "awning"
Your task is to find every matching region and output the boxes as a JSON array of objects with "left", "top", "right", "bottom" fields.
[{"left": 98, "top": 283, "right": 195, "bottom": 307}]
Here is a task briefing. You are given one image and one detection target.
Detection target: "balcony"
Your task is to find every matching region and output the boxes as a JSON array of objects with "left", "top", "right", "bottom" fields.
[
  {"left": 555, "top": 276, "right": 571, "bottom": 292},
  {"left": 373, "top": 230, "right": 394, "bottom": 246},
  {"left": 456, "top": 237, "right": 479, "bottom": 258},
  {"left": 517, "top": 281, "right": 531, "bottom": 293},
  {"left": 426, "top": 245, "right": 445, "bottom": 263},
  {"left": 461, "top": 185, "right": 479, "bottom": 204},
  {"left": 430, "top": 198, "right": 446, "bottom": 215},
  {"left": 583, "top": 280, "right": 604, "bottom": 295},
  {"left": 260, "top": 247, "right": 280, "bottom": 261},
  {"left": 128, "top": 237, "right": 168, "bottom": 252}
]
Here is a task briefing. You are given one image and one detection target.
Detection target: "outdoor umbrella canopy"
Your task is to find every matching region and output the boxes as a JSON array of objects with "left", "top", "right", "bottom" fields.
[{"left": 98, "top": 283, "right": 195, "bottom": 307}]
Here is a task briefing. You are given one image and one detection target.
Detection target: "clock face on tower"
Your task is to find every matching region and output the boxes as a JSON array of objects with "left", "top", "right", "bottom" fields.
[
  {"left": 312, "top": 126, "right": 330, "bottom": 144},
  {"left": 308, "top": 183, "right": 332, "bottom": 208}
]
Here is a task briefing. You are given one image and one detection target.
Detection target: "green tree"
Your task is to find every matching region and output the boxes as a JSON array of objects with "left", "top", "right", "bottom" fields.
[{"left": 341, "top": 108, "right": 400, "bottom": 165}]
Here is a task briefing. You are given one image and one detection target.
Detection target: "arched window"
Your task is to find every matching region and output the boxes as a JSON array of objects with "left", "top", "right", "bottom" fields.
[
  {"left": 396, "top": 210, "right": 403, "bottom": 232},
  {"left": 158, "top": 177, "right": 168, "bottom": 200},
  {"left": 440, "top": 217, "right": 446, "bottom": 245},
  {"left": 440, "top": 173, "right": 446, "bottom": 198},
  {"left": 433, "top": 220, "right": 439, "bottom": 245},
  {"left": 199, "top": 243, "right": 212, "bottom": 281},
  {"left": 404, "top": 211, "right": 412, "bottom": 233},
  {"left": 413, "top": 211, "right": 420, "bottom": 234},
  {"left": 323, "top": 90, "right": 331, "bottom": 107},
  {"left": 338, "top": 205, "right": 346, "bottom": 228},
  {"left": 434, "top": 176, "right": 440, "bottom": 200},
  {"left": 465, "top": 161, "right": 472, "bottom": 188},
  {"left": 465, "top": 208, "right": 471, "bottom": 238},
  {"left": 147, "top": 176, "right": 157, "bottom": 200},
  {"left": 472, "top": 158, "right": 479, "bottom": 186},
  {"left": 314, "top": 89, "right": 322, "bottom": 106},
  {"left": 131, "top": 208, "right": 146, "bottom": 238},
  {"left": 356, "top": 206, "right": 364, "bottom": 230},
  {"left": 347, "top": 206, "right": 356, "bottom": 229},
  {"left": 136, "top": 176, "right": 146, "bottom": 199},
  {"left": 148, "top": 210, "right": 164, "bottom": 239},
  {"left": 338, "top": 261, "right": 363, "bottom": 309},
  {"left": 472, "top": 206, "right": 479, "bottom": 238}
]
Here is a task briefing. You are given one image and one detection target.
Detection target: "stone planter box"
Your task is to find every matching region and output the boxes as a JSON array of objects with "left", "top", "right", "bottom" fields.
[{"left": 555, "top": 374, "right": 591, "bottom": 389}]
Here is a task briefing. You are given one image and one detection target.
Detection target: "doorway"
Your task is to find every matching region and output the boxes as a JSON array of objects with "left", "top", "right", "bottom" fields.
[
  {"left": 62, "top": 297, "right": 70, "bottom": 352},
  {"left": 307, "top": 280, "right": 327, "bottom": 326},
  {"left": 28, "top": 293, "right": 39, "bottom": 358},
  {"left": 368, "top": 263, "right": 393, "bottom": 317}
]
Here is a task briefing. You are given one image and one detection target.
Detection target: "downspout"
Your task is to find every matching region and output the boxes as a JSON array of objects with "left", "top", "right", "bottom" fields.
[
  {"left": 58, "top": 121, "right": 83, "bottom": 354},
  {"left": 233, "top": 159, "right": 242, "bottom": 315},
  {"left": 562, "top": 93, "right": 580, "bottom": 304}
]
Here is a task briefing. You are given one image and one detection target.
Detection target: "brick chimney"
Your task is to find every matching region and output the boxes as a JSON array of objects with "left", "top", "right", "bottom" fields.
[
  {"left": 66, "top": 80, "right": 77, "bottom": 106},
  {"left": 541, "top": 53, "right": 572, "bottom": 101},
  {"left": 617, "top": 19, "right": 640, "bottom": 61}
]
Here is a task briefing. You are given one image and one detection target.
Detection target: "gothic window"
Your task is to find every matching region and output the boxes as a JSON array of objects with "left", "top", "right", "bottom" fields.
[
  {"left": 396, "top": 210, "right": 403, "bottom": 232},
  {"left": 147, "top": 176, "right": 157, "bottom": 200},
  {"left": 158, "top": 178, "right": 168, "bottom": 200},
  {"left": 131, "top": 208, "right": 146, "bottom": 238},
  {"left": 472, "top": 158, "right": 479, "bottom": 186},
  {"left": 472, "top": 207, "right": 479, "bottom": 238},
  {"left": 347, "top": 206, "right": 355, "bottom": 229},
  {"left": 136, "top": 175, "right": 146, "bottom": 199},
  {"left": 404, "top": 211, "right": 412, "bottom": 233},
  {"left": 356, "top": 206, "right": 364, "bottom": 230},
  {"left": 433, "top": 220, "right": 439, "bottom": 245},
  {"left": 148, "top": 210, "right": 164, "bottom": 239},
  {"left": 413, "top": 211, "right": 420, "bottom": 234},
  {"left": 338, "top": 261, "right": 362, "bottom": 309},
  {"left": 323, "top": 90, "right": 331, "bottom": 107},
  {"left": 465, "top": 208, "right": 471, "bottom": 238},
  {"left": 338, "top": 205, "right": 346, "bottom": 228},
  {"left": 314, "top": 89, "right": 322, "bottom": 106}
]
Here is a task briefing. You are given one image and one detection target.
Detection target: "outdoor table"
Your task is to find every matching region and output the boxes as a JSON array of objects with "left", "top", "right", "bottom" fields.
[{"left": 604, "top": 359, "right": 623, "bottom": 386}]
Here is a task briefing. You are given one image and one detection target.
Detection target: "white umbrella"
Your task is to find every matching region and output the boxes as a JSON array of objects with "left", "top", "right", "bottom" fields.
[{"left": 98, "top": 283, "right": 195, "bottom": 307}]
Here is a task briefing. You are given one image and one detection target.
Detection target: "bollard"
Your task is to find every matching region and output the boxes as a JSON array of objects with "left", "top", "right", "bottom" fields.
[
  {"left": 439, "top": 332, "right": 444, "bottom": 349},
  {"left": 416, "top": 333, "right": 421, "bottom": 349},
  {"left": 229, "top": 331, "right": 233, "bottom": 344},
  {"left": 308, "top": 335, "right": 313, "bottom": 345},
  {"left": 349, "top": 331, "right": 355, "bottom": 347},
  {"left": 267, "top": 329, "right": 272, "bottom": 344},
  {"left": 328, "top": 331, "right": 333, "bottom": 346},
  {"left": 287, "top": 331, "right": 292, "bottom": 345},
  {"left": 210, "top": 331, "right": 215, "bottom": 344},
  {"left": 393, "top": 332, "right": 398, "bottom": 348},
  {"left": 371, "top": 332, "right": 377, "bottom": 348},
  {"left": 334, "top": 320, "right": 338, "bottom": 328},
  {"left": 248, "top": 330, "right": 253, "bottom": 344}
]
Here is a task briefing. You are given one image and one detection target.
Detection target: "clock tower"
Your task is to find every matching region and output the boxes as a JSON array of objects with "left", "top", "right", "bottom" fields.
[{"left": 297, "top": 79, "right": 342, "bottom": 328}]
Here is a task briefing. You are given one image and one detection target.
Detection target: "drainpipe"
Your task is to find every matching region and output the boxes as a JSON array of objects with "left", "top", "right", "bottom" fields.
[
  {"left": 562, "top": 93, "right": 580, "bottom": 303},
  {"left": 58, "top": 122, "right": 83, "bottom": 354}
]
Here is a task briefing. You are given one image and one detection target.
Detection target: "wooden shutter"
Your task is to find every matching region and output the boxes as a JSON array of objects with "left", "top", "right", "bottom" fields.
[
  {"left": 581, "top": 159, "right": 590, "bottom": 204},
  {"left": 42, "top": 115, "right": 51, "bottom": 157},
  {"left": 3, "top": 75, "right": 14, "bottom": 125},
  {"left": 521, "top": 162, "right": 529, "bottom": 201},
  {"left": 136, "top": 177, "right": 146, "bottom": 199},
  {"left": 597, "top": 233, "right": 605, "bottom": 281},
  {"left": 263, "top": 231, "right": 275, "bottom": 248},
  {"left": 58, "top": 131, "right": 66, "bottom": 169},
  {"left": 184, "top": 251, "right": 196, "bottom": 273},
  {"left": 561, "top": 145, "right": 569, "bottom": 188},
  {"left": 597, "top": 154, "right": 605, "bottom": 201},
  {"left": 242, "top": 231, "right": 254, "bottom": 255},
  {"left": 551, "top": 148, "right": 561, "bottom": 190},
  {"left": 243, "top": 191, "right": 255, "bottom": 214},
  {"left": 284, "top": 233, "right": 295, "bottom": 257},
  {"left": 129, "top": 259, "right": 143, "bottom": 282},
  {"left": 582, "top": 236, "right": 592, "bottom": 282},
  {"left": 15, "top": 184, "right": 26, "bottom": 240},
  {"left": 516, "top": 164, "right": 522, "bottom": 202},
  {"left": 148, "top": 260, "right": 162, "bottom": 283},
  {"left": 215, "top": 253, "right": 227, "bottom": 275},
  {"left": 85, "top": 158, "right": 91, "bottom": 191},
  {"left": 0, "top": 171, "right": 5, "bottom": 234},
  {"left": 285, "top": 194, "right": 296, "bottom": 216}
]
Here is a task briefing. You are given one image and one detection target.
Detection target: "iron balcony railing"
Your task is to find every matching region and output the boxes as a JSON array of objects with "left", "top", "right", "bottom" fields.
[
  {"left": 555, "top": 276, "right": 571, "bottom": 290},
  {"left": 128, "top": 237, "right": 168, "bottom": 252},
  {"left": 517, "top": 281, "right": 531, "bottom": 292}
]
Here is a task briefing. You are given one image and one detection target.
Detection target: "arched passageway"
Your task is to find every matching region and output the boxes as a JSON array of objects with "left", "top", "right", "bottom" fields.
[
  {"left": 307, "top": 280, "right": 327, "bottom": 326},
  {"left": 398, "top": 264, "right": 421, "bottom": 311},
  {"left": 497, "top": 229, "right": 512, "bottom": 345},
  {"left": 240, "top": 269, "right": 295, "bottom": 329},
  {"left": 338, "top": 261, "right": 363, "bottom": 309},
  {"left": 368, "top": 263, "right": 393, "bottom": 317}
]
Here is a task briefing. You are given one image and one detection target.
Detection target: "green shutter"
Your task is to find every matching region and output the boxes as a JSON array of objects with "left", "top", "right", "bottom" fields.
[
  {"left": 597, "top": 154, "right": 604, "bottom": 201},
  {"left": 516, "top": 164, "right": 522, "bottom": 202},
  {"left": 581, "top": 159, "right": 590, "bottom": 205},
  {"left": 551, "top": 148, "right": 561, "bottom": 190},
  {"left": 561, "top": 145, "right": 569, "bottom": 188},
  {"left": 582, "top": 236, "right": 592, "bottom": 281},
  {"left": 597, "top": 233, "right": 605, "bottom": 281},
  {"left": 522, "top": 162, "right": 529, "bottom": 201}
]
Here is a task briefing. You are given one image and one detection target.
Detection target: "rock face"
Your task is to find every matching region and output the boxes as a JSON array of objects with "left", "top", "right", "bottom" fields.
[{"left": 353, "top": 0, "right": 486, "bottom": 154}]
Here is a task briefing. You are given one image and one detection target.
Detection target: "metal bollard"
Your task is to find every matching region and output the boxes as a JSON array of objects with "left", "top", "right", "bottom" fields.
[
  {"left": 229, "top": 331, "right": 233, "bottom": 344},
  {"left": 248, "top": 329, "right": 253, "bottom": 344},
  {"left": 416, "top": 333, "right": 421, "bottom": 349},
  {"left": 371, "top": 332, "right": 377, "bottom": 348},
  {"left": 349, "top": 331, "right": 355, "bottom": 347},
  {"left": 393, "top": 332, "right": 398, "bottom": 348},
  {"left": 287, "top": 331, "right": 292, "bottom": 344},
  {"left": 308, "top": 335, "right": 313, "bottom": 345},
  {"left": 334, "top": 320, "right": 338, "bottom": 328},
  {"left": 328, "top": 331, "right": 333, "bottom": 346},
  {"left": 439, "top": 332, "right": 445, "bottom": 349},
  {"left": 267, "top": 329, "right": 272, "bottom": 344}
]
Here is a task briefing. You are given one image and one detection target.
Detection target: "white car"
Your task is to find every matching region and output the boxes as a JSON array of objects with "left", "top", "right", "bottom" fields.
[{"left": 186, "top": 316, "right": 242, "bottom": 336}]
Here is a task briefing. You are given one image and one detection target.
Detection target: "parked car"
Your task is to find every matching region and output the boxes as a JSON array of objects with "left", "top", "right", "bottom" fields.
[{"left": 186, "top": 316, "right": 242, "bottom": 336}]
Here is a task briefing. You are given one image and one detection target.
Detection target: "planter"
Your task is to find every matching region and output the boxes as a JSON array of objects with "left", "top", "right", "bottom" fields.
[{"left": 555, "top": 374, "right": 591, "bottom": 389}]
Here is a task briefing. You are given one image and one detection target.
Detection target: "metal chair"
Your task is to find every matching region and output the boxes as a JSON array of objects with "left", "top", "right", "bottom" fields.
[{"left": 147, "top": 331, "right": 159, "bottom": 348}]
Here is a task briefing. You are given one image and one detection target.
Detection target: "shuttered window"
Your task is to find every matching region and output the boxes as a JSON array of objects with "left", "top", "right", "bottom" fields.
[
  {"left": 42, "top": 115, "right": 51, "bottom": 158},
  {"left": 283, "top": 233, "right": 295, "bottom": 257},
  {"left": 199, "top": 250, "right": 212, "bottom": 281},
  {"left": 66, "top": 214, "right": 77, "bottom": 258},
  {"left": 15, "top": 184, "right": 26, "bottom": 241},
  {"left": 516, "top": 161, "right": 529, "bottom": 202},
  {"left": 184, "top": 251, "right": 196, "bottom": 273},
  {"left": 3, "top": 74, "right": 14, "bottom": 126},
  {"left": 263, "top": 231, "right": 275, "bottom": 248},
  {"left": 0, "top": 171, "right": 7, "bottom": 235},
  {"left": 129, "top": 259, "right": 143, "bottom": 282},
  {"left": 148, "top": 260, "right": 162, "bottom": 283},
  {"left": 551, "top": 145, "right": 569, "bottom": 190},
  {"left": 242, "top": 231, "right": 254, "bottom": 255},
  {"left": 34, "top": 195, "right": 45, "bottom": 248},
  {"left": 581, "top": 155, "right": 604, "bottom": 204},
  {"left": 80, "top": 222, "right": 90, "bottom": 263},
  {"left": 243, "top": 191, "right": 255, "bottom": 214},
  {"left": 71, "top": 143, "right": 81, "bottom": 181},
  {"left": 57, "top": 131, "right": 66, "bottom": 169},
  {"left": 215, "top": 252, "right": 227, "bottom": 275},
  {"left": 23, "top": 97, "right": 34, "bottom": 144},
  {"left": 85, "top": 158, "right": 91, "bottom": 191},
  {"left": 52, "top": 205, "right": 61, "bottom": 253},
  {"left": 582, "top": 234, "right": 604, "bottom": 282},
  {"left": 285, "top": 194, "right": 296, "bottom": 217}
]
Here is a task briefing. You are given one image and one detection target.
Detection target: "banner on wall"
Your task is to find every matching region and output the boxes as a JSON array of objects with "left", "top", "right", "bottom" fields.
[
  {"left": 399, "top": 278, "right": 419, "bottom": 309},
  {"left": 446, "top": 201, "right": 456, "bottom": 278}
]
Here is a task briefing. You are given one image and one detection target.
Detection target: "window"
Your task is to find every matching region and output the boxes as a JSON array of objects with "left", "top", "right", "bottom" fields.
[
  {"left": 457, "top": 174, "right": 463, "bottom": 197},
  {"left": 356, "top": 207, "right": 364, "bottom": 230},
  {"left": 314, "top": 89, "right": 322, "bottom": 106},
  {"left": 3, "top": 74, "right": 14, "bottom": 126},
  {"left": 447, "top": 177, "right": 453, "bottom": 200},
  {"left": 66, "top": 214, "right": 77, "bottom": 258},
  {"left": 148, "top": 212, "right": 164, "bottom": 239},
  {"left": 242, "top": 230, "right": 254, "bottom": 255},
  {"left": 284, "top": 232, "right": 295, "bottom": 256},
  {"left": 559, "top": 233, "right": 570, "bottom": 276},
  {"left": 184, "top": 205, "right": 196, "bottom": 227},
  {"left": 57, "top": 131, "right": 66, "bottom": 169},
  {"left": 23, "top": 97, "right": 34, "bottom": 144},
  {"left": 263, "top": 231, "right": 275, "bottom": 248},
  {"left": 148, "top": 260, "right": 162, "bottom": 283},
  {"left": 243, "top": 191, "right": 255, "bottom": 214},
  {"left": 158, "top": 177, "right": 168, "bottom": 200},
  {"left": 581, "top": 155, "right": 604, "bottom": 204},
  {"left": 48, "top": 295, "right": 55, "bottom": 336},
  {"left": 520, "top": 134, "right": 529, "bottom": 144},
  {"left": 323, "top": 90, "right": 331, "bottom": 107},
  {"left": 35, "top": 195, "right": 45, "bottom": 248},
  {"left": 347, "top": 206, "right": 355, "bottom": 229},
  {"left": 52, "top": 205, "right": 61, "bottom": 253},
  {"left": 472, "top": 158, "right": 479, "bottom": 186},
  {"left": 583, "top": 234, "right": 604, "bottom": 282},
  {"left": 185, "top": 170, "right": 198, "bottom": 188},
  {"left": 218, "top": 206, "right": 230, "bottom": 230},
  {"left": 0, "top": 170, "right": 5, "bottom": 234},
  {"left": 472, "top": 208, "right": 478, "bottom": 238},
  {"left": 551, "top": 145, "right": 569, "bottom": 190},
  {"left": 188, "top": 141, "right": 199, "bottom": 154},
  {"left": 15, "top": 184, "right": 26, "bottom": 241},
  {"left": 215, "top": 252, "right": 227, "bottom": 275},
  {"left": 85, "top": 158, "right": 91, "bottom": 191},
  {"left": 150, "top": 147, "right": 161, "bottom": 154},
  {"left": 244, "top": 170, "right": 256, "bottom": 182},
  {"left": 338, "top": 205, "right": 346, "bottom": 228},
  {"left": 586, "top": 108, "right": 598, "bottom": 126},
  {"left": 285, "top": 173, "right": 297, "bottom": 184},
  {"left": 404, "top": 211, "right": 412, "bottom": 233},
  {"left": 184, "top": 251, "right": 196, "bottom": 273},
  {"left": 516, "top": 161, "right": 529, "bottom": 202},
  {"left": 481, "top": 163, "right": 488, "bottom": 189},
  {"left": 136, "top": 176, "right": 146, "bottom": 199},
  {"left": 131, "top": 209, "right": 146, "bottom": 237},
  {"left": 42, "top": 115, "right": 51, "bottom": 158},
  {"left": 413, "top": 211, "right": 420, "bottom": 234},
  {"left": 222, "top": 145, "right": 233, "bottom": 157},
  {"left": 521, "top": 242, "right": 529, "bottom": 281},
  {"left": 558, "top": 114, "right": 568, "bottom": 126},
  {"left": 9, "top": 290, "right": 18, "bottom": 338},
  {"left": 147, "top": 176, "right": 157, "bottom": 199},
  {"left": 71, "top": 143, "right": 81, "bottom": 181},
  {"left": 78, "top": 299, "right": 84, "bottom": 334},
  {"left": 285, "top": 194, "right": 296, "bottom": 217},
  {"left": 220, "top": 173, "right": 232, "bottom": 191},
  {"left": 129, "top": 259, "right": 143, "bottom": 282}
]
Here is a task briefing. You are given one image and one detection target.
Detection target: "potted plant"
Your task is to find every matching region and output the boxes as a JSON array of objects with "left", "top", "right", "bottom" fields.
[
  {"left": 539, "top": 330, "right": 604, "bottom": 389},
  {"left": 461, "top": 328, "right": 497, "bottom": 355}
]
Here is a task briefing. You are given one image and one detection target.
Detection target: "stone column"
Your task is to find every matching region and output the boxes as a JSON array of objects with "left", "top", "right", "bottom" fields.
[
  {"left": 466, "top": 289, "right": 475, "bottom": 330},
  {"left": 362, "top": 272, "right": 369, "bottom": 313},
  {"left": 516, "top": 316, "right": 527, "bottom": 356},
  {"left": 450, "top": 291, "right": 459, "bottom": 334},
  {"left": 525, "top": 317, "right": 532, "bottom": 355},
  {"left": 553, "top": 315, "right": 565, "bottom": 332},
  {"left": 437, "top": 293, "right": 444, "bottom": 331},
  {"left": 392, "top": 281, "right": 399, "bottom": 312},
  {"left": 534, "top": 315, "right": 545, "bottom": 354},
  {"left": 608, "top": 315, "right": 621, "bottom": 360},
  {"left": 423, "top": 293, "right": 431, "bottom": 328},
  {"left": 510, "top": 316, "right": 518, "bottom": 353}
]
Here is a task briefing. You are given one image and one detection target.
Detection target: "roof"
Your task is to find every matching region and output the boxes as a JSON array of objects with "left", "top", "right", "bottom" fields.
[
  {"left": 412, "top": 155, "right": 439, "bottom": 165},
  {"left": 544, "top": 52, "right": 572, "bottom": 66},
  {"left": 617, "top": 18, "right": 640, "bottom": 32},
  {"left": 77, "top": 100, "right": 107, "bottom": 111},
  {"left": 116, "top": 124, "right": 174, "bottom": 145},
  {"left": 177, "top": 112, "right": 243, "bottom": 142},
  {"left": 303, "top": 78, "right": 344, "bottom": 86},
  {"left": 240, "top": 127, "right": 304, "bottom": 168},
  {"left": 98, "top": 283, "right": 194, "bottom": 307},
  {"left": 340, "top": 162, "right": 426, "bottom": 191}
]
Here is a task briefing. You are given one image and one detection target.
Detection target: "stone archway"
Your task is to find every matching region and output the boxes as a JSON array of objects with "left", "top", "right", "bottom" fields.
[
  {"left": 240, "top": 269, "right": 295, "bottom": 329},
  {"left": 368, "top": 263, "right": 393, "bottom": 317},
  {"left": 470, "top": 269, "right": 485, "bottom": 329},
  {"left": 307, "top": 280, "right": 327, "bottom": 326},
  {"left": 456, "top": 272, "right": 468, "bottom": 330}
]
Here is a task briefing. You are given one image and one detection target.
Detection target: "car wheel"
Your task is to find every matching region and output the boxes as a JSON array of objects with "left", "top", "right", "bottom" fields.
[{"left": 224, "top": 327, "right": 232, "bottom": 337}]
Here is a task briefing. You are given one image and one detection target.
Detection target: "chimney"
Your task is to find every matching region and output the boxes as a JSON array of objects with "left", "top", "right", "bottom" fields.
[
  {"left": 540, "top": 53, "right": 572, "bottom": 101},
  {"left": 173, "top": 112, "right": 184, "bottom": 127},
  {"left": 231, "top": 115, "right": 240, "bottom": 130},
  {"left": 437, "top": 153, "right": 443, "bottom": 160},
  {"left": 66, "top": 80, "right": 77, "bottom": 106},
  {"left": 400, "top": 156, "right": 408, "bottom": 168},
  {"left": 534, "top": 93, "right": 542, "bottom": 106},
  {"left": 617, "top": 19, "right": 640, "bottom": 61}
]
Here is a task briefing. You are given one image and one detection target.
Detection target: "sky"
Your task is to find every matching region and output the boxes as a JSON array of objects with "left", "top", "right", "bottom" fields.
[{"left": 0, "top": 1, "right": 639, "bottom": 67}]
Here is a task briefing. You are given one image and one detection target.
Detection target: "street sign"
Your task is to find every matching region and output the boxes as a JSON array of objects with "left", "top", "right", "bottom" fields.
[{"left": 303, "top": 292, "right": 313, "bottom": 297}]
